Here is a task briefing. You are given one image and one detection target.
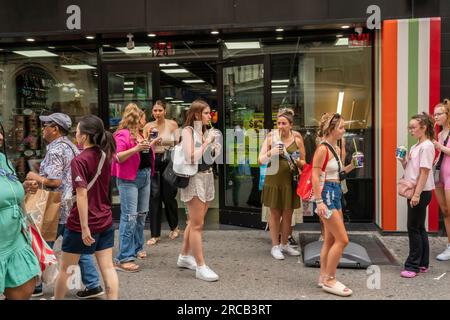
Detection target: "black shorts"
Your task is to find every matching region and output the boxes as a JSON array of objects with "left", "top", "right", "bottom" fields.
[{"left": 62, "top": 225, "right": 115, "bottom": 255}]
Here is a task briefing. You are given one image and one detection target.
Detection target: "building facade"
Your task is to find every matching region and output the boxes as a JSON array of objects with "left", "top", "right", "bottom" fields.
[{"left": 0, "top": 0, "right": 449, "bottom": 232}]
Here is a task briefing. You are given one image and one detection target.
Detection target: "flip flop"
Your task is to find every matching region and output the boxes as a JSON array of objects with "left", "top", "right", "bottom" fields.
[
  {"left": 147, "top": 237, "right": 160, "bottom": 246},
  {"left": 115, "top": 262, "right": 140, "bottom": 273},
  {"left": 322, "top": 281, "right": 353, "bottom": 297},
  {"left": 169, "top": 228, "right": 180, "bottom": 240}
]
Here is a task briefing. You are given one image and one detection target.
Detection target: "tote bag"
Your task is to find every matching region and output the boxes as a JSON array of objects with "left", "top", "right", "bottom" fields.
[
  {"left": 24, "top": 188, "right": 61, "bottom": 242},
  {"left": 296, "top": 146, "right": 329, "bottom": 202}
]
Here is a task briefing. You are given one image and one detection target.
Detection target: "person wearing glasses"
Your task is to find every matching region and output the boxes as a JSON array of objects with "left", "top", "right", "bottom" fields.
[
  {"left": 24, "top": 113, "right": 103, "bottom": 299},
  {"left": 312, "top": 113, "right": 357, "bottom": 297},
  {"left": 432, "top": 99, "right": 450, "bottom": 261},
  {"left": 0, "top": 129, "right": 40, "bottom": 300},
  {"left": 398, "top": 113, "right": 435, "bottom": 278}
]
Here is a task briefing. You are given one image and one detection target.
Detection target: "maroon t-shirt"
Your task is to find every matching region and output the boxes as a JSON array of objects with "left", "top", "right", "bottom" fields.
[{"left": 66, "top": 146, "right": 113, "bottom": 233}]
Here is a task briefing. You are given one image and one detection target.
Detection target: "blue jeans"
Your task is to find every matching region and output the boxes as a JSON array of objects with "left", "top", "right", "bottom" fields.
[
  {"left": 37, "top": 224, "right": 100, "bottom": 290},
  {"left": 115, "top": 168, "right": 151, "bottom": 263}
]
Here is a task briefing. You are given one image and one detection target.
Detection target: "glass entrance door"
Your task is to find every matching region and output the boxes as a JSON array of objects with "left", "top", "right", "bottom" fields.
[
  {"left": 219, "top": 56, "right": 270, "bottom": 227},
  {"left": 101, "top": 63, "right": 158, "bottom": 213}
]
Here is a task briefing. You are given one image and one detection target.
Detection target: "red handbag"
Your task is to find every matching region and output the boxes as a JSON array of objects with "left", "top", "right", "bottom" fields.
[{"left": 296, "top": 146, "right": 329, "bottom": 201}]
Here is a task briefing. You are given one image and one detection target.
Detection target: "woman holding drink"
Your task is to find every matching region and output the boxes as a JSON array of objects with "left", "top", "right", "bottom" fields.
[
  {"left": 258, "top": 108, "right": 306, "bottom": 260},
  {"left": 311, "top": 113, "right": 359, "bottom": 297},
  {"left": 144, "top": 100, "right": 181, "bottom": 246},
  {"left": 112, "top": 103, "right": 160, "bottom": 272},
  {"left": 397, "top": 113, "right": 435, "bottom": 278}
]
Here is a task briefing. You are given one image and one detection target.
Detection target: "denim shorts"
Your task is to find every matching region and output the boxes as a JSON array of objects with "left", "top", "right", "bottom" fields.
[
  {"left": 62, "top": 225, "right": 115, "bottom": 255},
  {"left": 320, "top": 181, "right": 342, "bottom": 211}
]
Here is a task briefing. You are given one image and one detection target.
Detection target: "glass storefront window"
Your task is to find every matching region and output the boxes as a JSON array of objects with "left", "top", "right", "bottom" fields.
[
  {"left": 108, "top": 71, "right": 153, "bottom": 131},
  {"left": 0, "top": 46, "right": 98, "bottom": 180},
  {"left": 223, "top": 62, "right": 265, "bottom": 208},
  {"left": 270, "top": 38, "right": 372, "bottom": 178}
]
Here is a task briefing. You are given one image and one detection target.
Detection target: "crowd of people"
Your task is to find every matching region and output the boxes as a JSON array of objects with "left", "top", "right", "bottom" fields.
[{"left": 1, "top": 97, "right": 450, "bottom": 299}]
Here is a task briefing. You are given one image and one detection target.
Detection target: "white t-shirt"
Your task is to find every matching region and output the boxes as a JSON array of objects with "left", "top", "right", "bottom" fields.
[{"left": 404, "top": 139, "right": 435, "bottom": 191}]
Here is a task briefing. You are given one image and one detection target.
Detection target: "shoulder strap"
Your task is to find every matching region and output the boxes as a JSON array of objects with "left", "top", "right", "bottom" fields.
[
  {"left": 86, "top": 151, "right": 106, "bottom": 191},
  {"left": 321, "top": 141, "right": 341, "bottom": 172},
  {"left": 58, "top": 140, "right": 78, "bottom": 157},
  {"left": 436, "top": 131, "right": 450, "bottom": 169},
  {"left": 321, "top": 145, "right": 329, "bottom": 172}
]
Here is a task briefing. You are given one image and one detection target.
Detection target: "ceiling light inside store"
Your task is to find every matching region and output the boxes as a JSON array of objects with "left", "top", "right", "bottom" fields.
[
  {"left": 275, "top": 28, "right": 284, "bottom": 32},
  {"left": 335, "top": 38, "right": 349, "bottom": 46},
  {"left": 211, "top": 89, "right": 217, "bottom": 92},
  {"left": 159, "top": 63, "right": 179, "bottom": 67},
  {"left": 182, "top": 79, "right": 205, "bottom": 84},
  {"left": 337, "top": 91, "right": 345, "bottom": 114},
  {"left": 211, "top": 30, "right": 220, "bottom": 35},
  {"left": 276, "top": 37, "right": 283, "bottom": 40},
  {"left": 336, "top": 34, "right": 343, "bottom": 38},
  {"left": 14, "top": 50, "right": 58, "bottom": 57},
  {"left": 117, "top": 46, "right": 151, "bottom": 54},
  {"left": 124, "top": 87, "right": 134, "bottom": 91},
  {"left": 26, "top": 38, "right": 35, "bottom": 42},
  {"left": 341, "top": 25, "right": 351, "bottom": 29},
  {"left": 147, "top": 33, "right": 157, "bottom": 37},
  {"left": 271, "top": 79, "right": 289, "bottom": 83},
  {"left": 272, "top": 85, "right": 288, "bottom": 88},
  {"left": 86, "top": 35, "right": 95, "bottom": 40},
  {"left": 61, "top": 64, "right": 96, "bottom": 70},
  {"left": 48, "top": 46, "right": 55, "bottom": 49},
  {"left": 124, "top": 82, "right": 134, "bottom": 85},
  {"left": 172, "top": 100, "right": 184, "bottom": 103},
  {"left": 161, "top": 68, "right": 189, "bottom": 74},
  {"left": 272, "top": 90, "right": 287, "bottom": 94},
  {"left": 165, "top": 97, "right": 173, "bottom": 100},
  {"left": 225, "top": 42, "right": 260, "bottom": 49}
]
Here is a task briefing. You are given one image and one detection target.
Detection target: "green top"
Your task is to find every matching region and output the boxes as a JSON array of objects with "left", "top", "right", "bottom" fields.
[{"left": 261, "top": 141, "right": 300, "bottom": 210}]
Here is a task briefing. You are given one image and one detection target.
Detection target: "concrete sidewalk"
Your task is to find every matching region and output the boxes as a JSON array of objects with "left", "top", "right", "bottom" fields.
[{"left": 36, "top": 227, "right": 450, "bottom": 300}]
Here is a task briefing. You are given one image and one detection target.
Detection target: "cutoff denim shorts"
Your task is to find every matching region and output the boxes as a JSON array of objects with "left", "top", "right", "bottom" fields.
[{"left": 321, "top": 181, "right": 342, "bottom": 211}]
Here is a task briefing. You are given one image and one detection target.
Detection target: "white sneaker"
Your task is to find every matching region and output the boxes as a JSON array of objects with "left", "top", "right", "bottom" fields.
[
  {"left": 196, "top": 265, "right": 219, "bottom": 282},
  {"left": 436, "top": 244, "right": 450, "bottom": 261},
  {"left": 280, "top": 244, "right": 301, "bottom": 256},
  {"left": 271, "top": 245, "right": 285, "bottom": 260},
  {"left": 177, "top": 254, "right": 197, "bottom": 270}
]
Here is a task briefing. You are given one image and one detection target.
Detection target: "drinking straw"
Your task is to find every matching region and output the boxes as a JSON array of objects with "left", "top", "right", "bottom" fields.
[{"left": 353, "top": 138, "right": 358, "bottom": 153}]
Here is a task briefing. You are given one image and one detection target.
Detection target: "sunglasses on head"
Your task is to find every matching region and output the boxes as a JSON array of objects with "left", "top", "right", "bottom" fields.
[{"left": 328, "top": 113, "right": 341, "bottom": 127}]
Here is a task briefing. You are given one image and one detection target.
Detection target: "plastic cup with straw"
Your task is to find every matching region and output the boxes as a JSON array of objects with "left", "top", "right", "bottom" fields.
[{"left": 352, "top": 138, "right": 364, "bottom": 168}]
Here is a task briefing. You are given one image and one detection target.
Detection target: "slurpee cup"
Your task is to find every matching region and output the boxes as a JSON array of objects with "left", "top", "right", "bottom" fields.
[
  {"left": 396, "top": 146, "right": 407, "bottom": 160},
  {"left": 352, "top": 152, "right": 364, "bottom": 168}
]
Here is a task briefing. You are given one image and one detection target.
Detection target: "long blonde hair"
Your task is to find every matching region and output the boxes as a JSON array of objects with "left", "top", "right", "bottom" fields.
[{"left": 116, "top": 103, "right": 141, "bottom": 140}]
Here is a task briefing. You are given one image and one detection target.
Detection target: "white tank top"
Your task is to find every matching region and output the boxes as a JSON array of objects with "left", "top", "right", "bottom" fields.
[{"left": 325, "top": 156, "right": 340, "bottom": 180}]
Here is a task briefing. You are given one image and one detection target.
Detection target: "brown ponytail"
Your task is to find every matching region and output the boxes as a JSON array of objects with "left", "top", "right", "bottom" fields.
[{"left": 412, "top": 112, "right": 435, "bottom": 140}]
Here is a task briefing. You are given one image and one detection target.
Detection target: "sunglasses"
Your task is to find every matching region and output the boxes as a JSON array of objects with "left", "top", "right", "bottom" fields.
[
  {"left": 0, "top": 168, "right": 18, "bottom": 182},
  {"left": 328, "top": 113, "right": 341, "bottom": 127}
]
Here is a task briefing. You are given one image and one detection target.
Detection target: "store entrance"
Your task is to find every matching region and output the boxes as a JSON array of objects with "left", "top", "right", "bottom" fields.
[
  {"left": 102, "top": 60, "right": 219, "bottom": 220},
  {"left": 218, "top": 56, "right": 271, "bottom": 228}
]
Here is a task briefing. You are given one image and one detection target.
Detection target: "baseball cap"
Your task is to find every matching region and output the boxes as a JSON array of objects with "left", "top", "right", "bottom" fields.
[{"left": 39, "top": 113, "right": 72, "bottom": 131}]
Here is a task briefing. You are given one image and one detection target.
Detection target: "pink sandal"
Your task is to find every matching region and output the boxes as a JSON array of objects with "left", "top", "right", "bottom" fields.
[{"left": 400, "top": 270, "right": 417, "bottom": 278}]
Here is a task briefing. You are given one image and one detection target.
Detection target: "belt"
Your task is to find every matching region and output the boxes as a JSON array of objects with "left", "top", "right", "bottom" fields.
[{"left": 198, "top": 168, "right": 213, "bottom": 173}]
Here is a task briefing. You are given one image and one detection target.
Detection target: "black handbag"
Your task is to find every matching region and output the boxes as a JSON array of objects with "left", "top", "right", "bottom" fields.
[{"left": 162, "top": 158, "right": 190, "bottom": 189}]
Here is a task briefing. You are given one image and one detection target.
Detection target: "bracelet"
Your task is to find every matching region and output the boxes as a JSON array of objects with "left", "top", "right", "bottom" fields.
[{"left": 315, "top": 199, "right": 324, "bottom": 204}]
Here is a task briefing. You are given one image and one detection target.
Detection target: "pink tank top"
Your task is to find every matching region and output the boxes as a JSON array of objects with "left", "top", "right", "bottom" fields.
[{"left": 439, "top": 131, "right": 450, "bottom": 173}]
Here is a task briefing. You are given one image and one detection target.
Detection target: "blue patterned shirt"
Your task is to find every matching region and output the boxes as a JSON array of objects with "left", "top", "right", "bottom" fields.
[{"left": 39, "top": 136, "right": 80, "bottom": 224}]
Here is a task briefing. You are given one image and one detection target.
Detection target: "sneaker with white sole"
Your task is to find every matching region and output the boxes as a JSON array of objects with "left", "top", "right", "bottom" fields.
[
  {"left": 196, "top": 265, "right": 219, "bottom": 282},
  {"left": 177, "top": 254, "right": 197, "bottom": 270},
  {"left": 271, "top": 245, "right": 285, "bottom": 260},
  {"left": 280, "top": 244, "right": 301, "bottom": 256},
  {"left": 436, "top": 244, "right": 450, "bottom": 261}
]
